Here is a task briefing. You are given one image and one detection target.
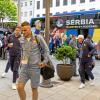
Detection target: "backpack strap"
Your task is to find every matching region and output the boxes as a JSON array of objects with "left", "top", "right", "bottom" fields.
[
  {"left": 35, "top": 35, "right": 44, "bottom": 61},
  {"left": 35, "top": 35, "right": 41, "bottom": 50}
]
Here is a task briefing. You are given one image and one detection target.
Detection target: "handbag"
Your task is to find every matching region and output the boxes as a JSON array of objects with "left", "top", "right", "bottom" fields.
[
  {"left": 41, "top": 65, "right": 55, "bottom": 80},
  {"left": 35, "top": 35, "right": 55, "bottom": 79}
]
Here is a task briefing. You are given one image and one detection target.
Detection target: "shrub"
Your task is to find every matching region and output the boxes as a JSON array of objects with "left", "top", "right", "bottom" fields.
[{"left": 54, "top": 45, "right": 77, "bottom": 64}]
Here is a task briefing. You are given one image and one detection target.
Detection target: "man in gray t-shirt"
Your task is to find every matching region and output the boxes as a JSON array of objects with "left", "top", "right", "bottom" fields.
[{"left": 17, "top": 21, "right": 49, "bottom": 100}]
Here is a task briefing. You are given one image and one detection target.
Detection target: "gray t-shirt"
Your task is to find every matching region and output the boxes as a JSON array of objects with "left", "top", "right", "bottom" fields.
[{"left": 22, "top": 35, "right": 49, "bottom": 67}]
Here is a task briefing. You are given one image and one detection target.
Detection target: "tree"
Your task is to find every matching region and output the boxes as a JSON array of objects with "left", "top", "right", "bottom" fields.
[
  {"left": 0, "top": 0, "right": 17, "bottom": 27},
  {"left": 45, "top": 0, "right": 50, "bottom": 45}
]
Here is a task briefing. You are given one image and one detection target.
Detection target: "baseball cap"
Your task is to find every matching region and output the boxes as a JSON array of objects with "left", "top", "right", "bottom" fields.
[
  {"left": 77, "top": 35, "right": 84, "bottom": 39},
  {"left": 35, "top": 20, "right": 41, "bottom": 25}
]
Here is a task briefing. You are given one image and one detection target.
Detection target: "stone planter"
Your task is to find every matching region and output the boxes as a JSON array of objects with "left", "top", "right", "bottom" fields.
[{"left": 56, "top": 64, "right": 74, "bottom": 81}]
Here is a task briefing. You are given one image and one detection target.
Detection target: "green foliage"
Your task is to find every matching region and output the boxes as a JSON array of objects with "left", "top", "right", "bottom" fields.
[
  {"left": 2, "top": 22, "right": 17, "bottom": 28},
  {"left": 54, "top": 45, "right": 77, "bottom": 64},
  {"left": 0, "top": 0, "right": 17, "bottom": 21}
]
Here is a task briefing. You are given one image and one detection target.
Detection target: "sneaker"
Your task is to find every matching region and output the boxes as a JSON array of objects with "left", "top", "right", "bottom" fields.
[
  {"left": 73, "top": 74, "right": 79, "bottom": 77},
  {"left": 79, "top": 83, "right": 85, "bottom": 89},
  {"left": 39, "top": 82, "right": 53, "bottom": 88},
  {"left": 12, "top": 83, "right": 17, "bottom": 90},
  {"left": 1, "top": 72, "right": 6, "bottom": 78},
  {"left": 39, "top": 83, "right": 53, "bottom": 88},
  {"left": 39, "top": 80, "right": 53, "bottom": 88},
  {"left": 90, "top": 80, "right": 95, "bottom": 86}
]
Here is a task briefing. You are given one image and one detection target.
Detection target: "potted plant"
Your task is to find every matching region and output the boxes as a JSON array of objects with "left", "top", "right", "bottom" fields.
[{"left": 54, "top": 45, "right": 77, "bottom": 81}]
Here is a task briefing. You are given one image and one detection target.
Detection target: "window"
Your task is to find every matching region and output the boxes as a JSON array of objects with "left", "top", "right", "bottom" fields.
[
  {"left": 43, "top": 0, "right": 45, "bottom": 8},
  {"left": 80, "top": 9, "right": 85, "bottom": 11},
  {"left": 80, "top": 0, "right": 85, "bottom": 3},
  {"left": 63, "top": 11, "right": 67, "bottom": 14},
  {"left": 37, "top": 14, "right": 40, "bottom": 17},
  {"left": 50, "top": 0, "right": 53, "bottom": 7},
  {"left": 71, "top": 0, "right": 76, "bottom": 5},
  {"left": 89, "top": 8, "right": 95, "bottom": 10},
  {"left": 21, "top": 12, "right": 23, "bottom": 16},
  {"left": 71, "top": 10, "right": 76, "bottom": 12},
  {"left": 30, "top": 1, "right": 32, "bottom": 6},
  {"left": 37, "top": 1, "right": 40, "bottom": 9},
  {"left": 56, "top": 12, "right": 60, "bottom": 14},
  {"left": 24, "top": 12, "right": 27, "bottom": 17},
  {"left": 30, "top": 11, "right": 32, "bottom": 16},
  {"left": 56, "top": 0, "right": 60, "bottom": 7},
  {"left": 63, "top": 0, "right": 68, "bottom": 5},
  {"left": 21, "top": 3, "right": 23, "bottom": 7},
  {"left": 90, "top": 0, "right": 95, "bottom": 2},
  {"left": 25, "top": 2, "right": 27, "bottom": 6},
  {"left": 42, "top": 14, "right": 46, "bottom": 16},
  {"left": 50, "top": 13, "right": 52, "bottom": 16}
]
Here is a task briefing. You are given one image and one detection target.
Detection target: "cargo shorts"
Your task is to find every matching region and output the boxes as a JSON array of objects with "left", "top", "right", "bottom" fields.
[{"left": 18, "top": 64, "right": 40, "bottom": 88}]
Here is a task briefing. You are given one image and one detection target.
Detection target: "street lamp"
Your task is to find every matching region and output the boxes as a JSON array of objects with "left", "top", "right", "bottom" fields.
[{"left": 45, "top": 0, "right": 51, "bottom": 45}]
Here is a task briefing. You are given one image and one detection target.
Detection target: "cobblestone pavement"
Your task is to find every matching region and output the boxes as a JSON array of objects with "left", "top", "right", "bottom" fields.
[{"left": 0, "top": 57, "right": 100, "bottom": 100}]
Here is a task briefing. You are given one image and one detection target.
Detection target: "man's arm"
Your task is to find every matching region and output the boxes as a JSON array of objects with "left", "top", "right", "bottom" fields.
[
  {"left": 37, "top": 35, "right": 49, "bottom": 64},
  {"left": 88, "top": 41, "right": 96, "bottom": 56}
]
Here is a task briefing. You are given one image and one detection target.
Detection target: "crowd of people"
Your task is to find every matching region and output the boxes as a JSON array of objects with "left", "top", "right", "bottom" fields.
[
  {"left": 49, "top": 28, "right": 100, "bottom": 89},
  {"left": 0, "top": 20, "right": 100, "bottom": 100}
]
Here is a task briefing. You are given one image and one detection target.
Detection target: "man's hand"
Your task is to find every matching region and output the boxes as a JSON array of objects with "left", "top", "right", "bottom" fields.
[
  {"left": 8, "top": 43, "right": 13, "bottom": 48},
  {"left": 98, "top": 54, "right": 100, "bottom": 58},
  {"left": 88, "top": 54, "right": 91, "bottom": 57},
  {"left": 21, "top": 59, "right": 28, "bottom": 64},
  {"left": 38, "top": 62, "right": 46, "bottom": 68}
]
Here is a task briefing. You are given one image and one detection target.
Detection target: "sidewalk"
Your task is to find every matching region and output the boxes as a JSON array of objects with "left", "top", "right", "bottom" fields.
[{"left": 0, "top": 58, "right": 100, "bottom": 100}]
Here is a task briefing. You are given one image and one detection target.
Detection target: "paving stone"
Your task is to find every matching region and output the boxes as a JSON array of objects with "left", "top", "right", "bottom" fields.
[{"left": 0, "top": 59, "right": 100, "bottom": 100}]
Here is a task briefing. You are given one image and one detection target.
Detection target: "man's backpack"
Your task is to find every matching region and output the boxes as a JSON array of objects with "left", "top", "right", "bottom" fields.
[{"left": 35, "top": 35, "right": 55, "bottom": 80}]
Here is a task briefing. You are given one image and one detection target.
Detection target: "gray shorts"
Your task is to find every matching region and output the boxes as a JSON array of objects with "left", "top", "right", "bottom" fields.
[{"left": 18, "top": 64, "right": 40, "bottom": 88}]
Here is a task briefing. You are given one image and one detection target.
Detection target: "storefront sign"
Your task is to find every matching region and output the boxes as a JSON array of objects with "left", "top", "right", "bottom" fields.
[
  {"left": 55, "top": 18, "right": 100, "bottom": 28},
  {"left": 66, "top": 19, "right": 94, "bottom": 25}
]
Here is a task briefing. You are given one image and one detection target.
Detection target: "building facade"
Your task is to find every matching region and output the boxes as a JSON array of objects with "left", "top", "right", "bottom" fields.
[
  {"left": 18, "top": 0, "right": 99, "bottom": 23},
  {"left": 19, "top": 0, "right": 35, "bottom": 23}
]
